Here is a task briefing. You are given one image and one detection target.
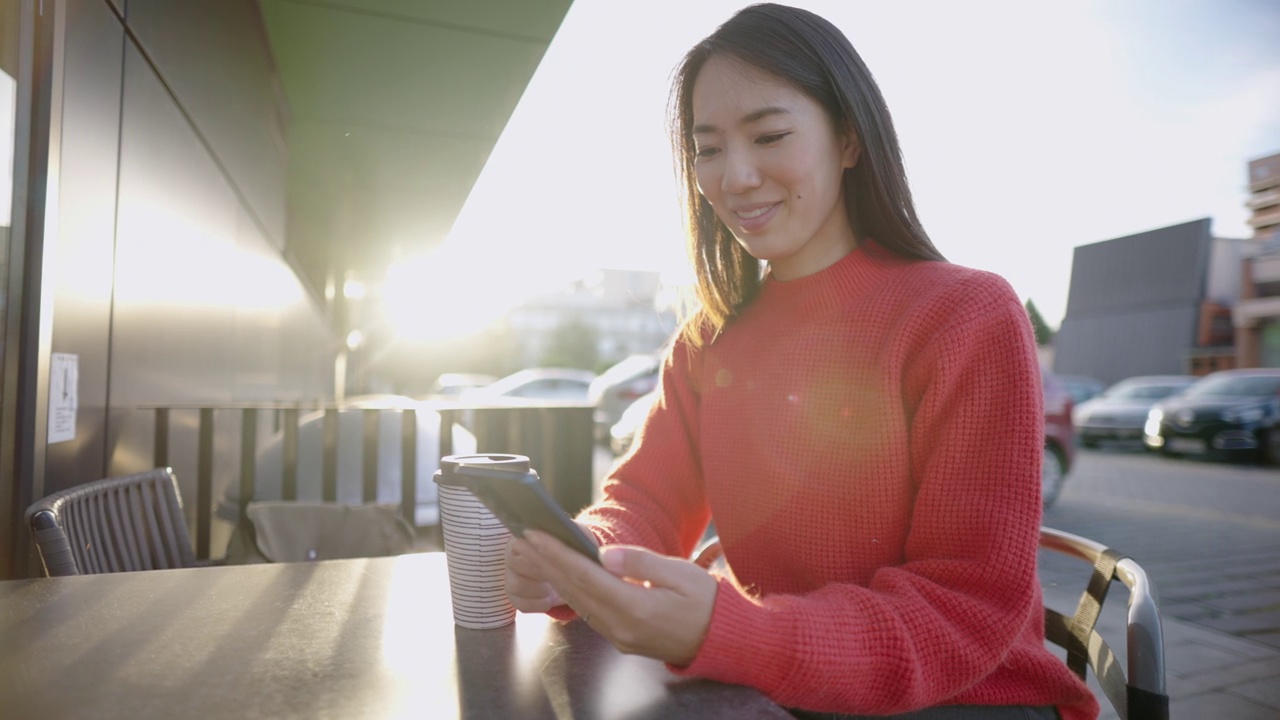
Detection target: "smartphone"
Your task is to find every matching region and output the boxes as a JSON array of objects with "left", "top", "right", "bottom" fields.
[{"left": 452, "top": 465, "right": 601, "bottom": 564}]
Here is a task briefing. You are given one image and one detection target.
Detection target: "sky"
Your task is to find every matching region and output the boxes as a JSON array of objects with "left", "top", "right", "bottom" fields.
[{"left": 431, "top": 0, "right": 1280, "bottom": 330}]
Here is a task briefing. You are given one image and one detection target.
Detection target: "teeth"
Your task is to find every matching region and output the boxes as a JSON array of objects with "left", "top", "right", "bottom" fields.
[{"left": 738, "top": 205, "right": 773, "bottom": 219}]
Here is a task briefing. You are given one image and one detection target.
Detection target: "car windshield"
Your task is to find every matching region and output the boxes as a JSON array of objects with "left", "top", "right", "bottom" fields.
[
  {"left": 1184, "top": 375, "right": 1280, "bottom": 398},
  {"left": 1106, "top": 383, "right": 1188, "bottom": 401}
]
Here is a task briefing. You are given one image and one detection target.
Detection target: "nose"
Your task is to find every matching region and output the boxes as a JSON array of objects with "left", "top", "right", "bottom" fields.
[{"left": 720, "top": 147, "right": 761, "bottom": 195}]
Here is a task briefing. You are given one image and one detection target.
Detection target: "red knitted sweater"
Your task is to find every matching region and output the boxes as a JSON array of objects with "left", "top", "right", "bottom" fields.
[{"left": 578, "top": 242, "right": 1098, "bottom": 719}]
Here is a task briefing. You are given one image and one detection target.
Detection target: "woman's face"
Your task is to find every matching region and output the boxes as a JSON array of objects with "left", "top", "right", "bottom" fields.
[{"left": 691, "top": 54, "right": 860, "bottom": 281}]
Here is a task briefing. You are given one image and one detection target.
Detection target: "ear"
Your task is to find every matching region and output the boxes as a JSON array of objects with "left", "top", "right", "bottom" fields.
[{"left": 841, "top": 130, "right": 862, "bottom": 169}]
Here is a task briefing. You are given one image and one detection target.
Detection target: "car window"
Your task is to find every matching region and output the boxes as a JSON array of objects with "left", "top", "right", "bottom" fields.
[
  {"left": 509, "top": 380, "right": 555, "bottom": 398},
  {"left": 1185, "top": 375, "right": 1280, "bottom": 398},
  {"left": 509, "top": 379, "right": 590, "bottom": 400},
  {"left": 1108, "top": 383, "right": 1189, "bottom": 400}
]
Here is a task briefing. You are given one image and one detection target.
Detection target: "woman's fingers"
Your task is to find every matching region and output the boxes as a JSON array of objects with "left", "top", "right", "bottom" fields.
[
  {"left": 505, "top": 536, "right": 563, "bottom": 612},
  {"left": 523, "top": 531, "right": 717, "bottom": 665}
]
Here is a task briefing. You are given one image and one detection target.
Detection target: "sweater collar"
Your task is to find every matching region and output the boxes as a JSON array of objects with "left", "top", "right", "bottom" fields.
[{"left": 755, "top": 239, "right": 906, "bottom": 317}]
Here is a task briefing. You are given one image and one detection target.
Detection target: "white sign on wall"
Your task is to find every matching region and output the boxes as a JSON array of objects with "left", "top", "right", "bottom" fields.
[{"left": 48, "top": 353, "right": 78, "bottom": 444}]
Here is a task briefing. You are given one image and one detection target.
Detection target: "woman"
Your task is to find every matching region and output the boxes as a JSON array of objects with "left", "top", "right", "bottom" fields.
[{"left": 505, "top": 4, "right": 1097, "bottom": 719}]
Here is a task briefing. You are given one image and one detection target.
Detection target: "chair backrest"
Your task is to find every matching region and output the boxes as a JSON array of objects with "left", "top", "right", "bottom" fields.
[
  {"left": 1040, "top": 527, "right": 1169, "bottom": 720},
  {"left": 25, "top": 468, "right": 196, "bottom": 577}
]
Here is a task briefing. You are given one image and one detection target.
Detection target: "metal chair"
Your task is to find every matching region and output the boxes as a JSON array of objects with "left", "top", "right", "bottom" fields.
[
  {"left": 1040, "top": 527, "right": 1168, "bottom": 720},
  {"left": 692, "top": 527, "right": 1169, "bottom": 720},
  {"left": 25, "top": 467, "right": 198, "bottom": 576}
]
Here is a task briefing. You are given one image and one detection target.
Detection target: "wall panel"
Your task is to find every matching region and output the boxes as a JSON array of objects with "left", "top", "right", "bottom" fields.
[
  {"left": 42, "top": 0, "right": 122, "bottom": 493},
  {"left": 107, "top": 38, "right": 332, "bottom": 481},
  {"left": 125, "top": 0, "right": 288, "bottom": 249}
]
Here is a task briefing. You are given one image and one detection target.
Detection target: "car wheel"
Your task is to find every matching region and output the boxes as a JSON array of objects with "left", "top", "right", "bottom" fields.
[
  {"left": 1042, "top": 442, "right": 1066, "bottom": 509},
  {"left": 1260, "top": 428, "right": 1280, "bottom": 466}
]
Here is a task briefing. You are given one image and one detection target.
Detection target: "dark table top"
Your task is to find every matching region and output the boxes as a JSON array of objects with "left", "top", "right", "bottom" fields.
[{"left": 0, "top": 552, "right": 791, "bottom": 719}]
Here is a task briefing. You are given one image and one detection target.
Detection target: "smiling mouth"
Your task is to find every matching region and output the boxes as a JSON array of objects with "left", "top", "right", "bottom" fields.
[{"left": 735, "top": 204, "right": 776, "bottom": 220}]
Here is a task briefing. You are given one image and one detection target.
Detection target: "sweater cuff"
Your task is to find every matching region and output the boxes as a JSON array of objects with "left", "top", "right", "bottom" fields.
[
  {"left": 546, "top": 604, "right": 578, "bottom": 622},
  {"left": 666, "top": 577, "right": 796, "bottom": 693}
]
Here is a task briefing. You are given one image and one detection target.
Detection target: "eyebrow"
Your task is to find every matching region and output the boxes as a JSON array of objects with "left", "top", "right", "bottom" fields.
[{"left": 692, "top": 106, "right": 791, "bottom": 135}]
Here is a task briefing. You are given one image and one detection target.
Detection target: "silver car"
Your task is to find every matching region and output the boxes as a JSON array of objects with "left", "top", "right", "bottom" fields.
[
  {"left": 1073, "top": 375, "right": 1196, "bottom": 447},
  {"left": 588, "top": 354, "right": 661, "bottom": 444}
]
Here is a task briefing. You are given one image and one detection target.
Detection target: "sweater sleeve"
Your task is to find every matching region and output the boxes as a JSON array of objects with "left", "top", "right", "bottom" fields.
[
  {"left": 576, "top": 335, "right": 714, "bottom": 560},
  {"left": 674, "top": 277, "right": 1049, "bottom": 715}
]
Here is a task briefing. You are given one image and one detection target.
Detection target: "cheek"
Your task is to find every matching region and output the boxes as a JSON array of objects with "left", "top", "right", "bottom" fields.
[{"left": 694, "top": 166, "right": 718, "bottom": 202}]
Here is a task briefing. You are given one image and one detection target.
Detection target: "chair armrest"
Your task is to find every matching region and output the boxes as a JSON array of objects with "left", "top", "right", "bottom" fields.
[{"left": 693, "top": 536, "right": 723, "bottom": 569}]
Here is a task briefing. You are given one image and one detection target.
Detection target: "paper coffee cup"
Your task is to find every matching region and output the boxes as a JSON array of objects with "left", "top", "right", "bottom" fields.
[{"left": 434, "top": 454, "right": 529, "bottom": 630}]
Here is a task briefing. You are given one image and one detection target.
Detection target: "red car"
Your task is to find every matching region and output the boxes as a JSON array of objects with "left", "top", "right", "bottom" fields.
[{"left": 1041, "top": 369, "right": 1076, "bottom": 508}]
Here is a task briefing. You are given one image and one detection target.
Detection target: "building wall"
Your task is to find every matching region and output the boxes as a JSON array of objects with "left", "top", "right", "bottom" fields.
[
  {"left": 1247, "top": 152, "right": 1280, "bottom": 240},
  {"left": 41, "top": 1, "right": 332, "bottom": 509},
  {"left": 1053, "top": 218, "right": 1212, "bottom": 385},
  {"left": 507, "top": 269, "right": 677, "bottom": 371}
]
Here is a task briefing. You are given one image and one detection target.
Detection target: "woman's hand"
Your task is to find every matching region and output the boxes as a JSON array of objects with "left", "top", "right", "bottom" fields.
[
  {"left": 515, "top": 529, "right": 718, "bottom": 666},
  {"left": 505, "top": 521, "right": 598, "bottom": 613}
]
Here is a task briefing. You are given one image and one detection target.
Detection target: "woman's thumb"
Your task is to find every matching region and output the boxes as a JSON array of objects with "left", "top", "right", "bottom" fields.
[{"left": 600, "top": 545, "right": 687, "bottom": 586}]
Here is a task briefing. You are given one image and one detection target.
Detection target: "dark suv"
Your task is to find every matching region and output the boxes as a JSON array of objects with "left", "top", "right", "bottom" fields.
[{"left": 1144, "top": 368, "right": 1280, "bottom": 464}]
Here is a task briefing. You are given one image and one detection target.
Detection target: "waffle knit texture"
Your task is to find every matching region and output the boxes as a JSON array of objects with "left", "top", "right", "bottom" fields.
[{"left": 576, "top": 242, "right": 1098, "bottom": 719}]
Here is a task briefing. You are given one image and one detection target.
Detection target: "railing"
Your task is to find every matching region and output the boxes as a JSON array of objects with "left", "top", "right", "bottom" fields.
[{"left": 144, "top": 400, "right": 596, "bottom": 560}]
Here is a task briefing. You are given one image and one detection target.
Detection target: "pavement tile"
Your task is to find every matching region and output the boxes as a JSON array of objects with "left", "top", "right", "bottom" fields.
[
  {"left": 1163, "top": 602, "right": 1218, "bottom": 620},
  {"left": 1172, "top": 691, "right": 1280, "bottom": 719},
  {"left": 1229, "top": 676, "right": 1280, "bottom": 710},
  {"left": 1246, "top": 631, "right": 1280, "bottom": 650},
  {"left": 1199, "top": 609, "right": 1280, "bottom": 634},
  {"left": 1164, "top": 640, "right": 1260, "bottom": 677},
  {"left": 1161, "top": 576, "right": 1280, "bottom": 602},
  {"left": 1200, "top": 588, "right": 1280, "bottom": 613},
  {"left": 1170, "top": 656, "right": 1280, "bottom": 697},
  {"left": 1160, "top": 621, "right": 1278, "bottom": 659}
]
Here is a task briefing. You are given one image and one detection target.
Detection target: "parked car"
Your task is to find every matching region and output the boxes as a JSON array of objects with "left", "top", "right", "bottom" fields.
[
  {"left": 1041, "top": 370, "right": 1076, "bottom": 509},
  {"left": 1072, "top": 375, "right": 1197, "bottom": 447},
  {"left": 611, "top": 371, "right": 1074, "bottom": 508},
  {"left": 459, "top": 368, "right": 597, "bottom": 404},
  {"left": 1058, "top": 375, "right": 1107, "bottom": 406},
  {"left": 609, "top": 390, "right": 658, "bottom": 456},
  {"left": 1144, "top": 368, "right": 1280, "bottom": 464},
  {"left": 425, "top": 372, "right": 498, "bottom": 399},
  {"left": 589, "top": 354, "right": 661, "bottom": 444}
]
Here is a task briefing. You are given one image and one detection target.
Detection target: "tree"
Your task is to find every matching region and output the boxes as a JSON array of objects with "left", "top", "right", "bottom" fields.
[
  {"left": 540, "top": 317, "right": 600, "bottom": 370},
  {"left": 1025, "top": 299, "right": 1054, "bottom": 346}
]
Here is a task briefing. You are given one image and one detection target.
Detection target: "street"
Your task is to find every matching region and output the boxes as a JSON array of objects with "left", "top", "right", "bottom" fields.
[{"left": 1045, "top": 445, "right": 1280, "bottom": 650}]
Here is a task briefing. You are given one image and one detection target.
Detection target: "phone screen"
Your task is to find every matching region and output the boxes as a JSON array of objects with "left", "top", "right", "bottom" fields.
[{"left": 457, "top": 468, "right": 600, "bottom": 564}]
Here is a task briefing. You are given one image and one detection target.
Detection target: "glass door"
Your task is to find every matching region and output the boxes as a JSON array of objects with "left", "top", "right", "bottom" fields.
[{"left": 1, "top": 0, "right": 17, "bottom": 367}]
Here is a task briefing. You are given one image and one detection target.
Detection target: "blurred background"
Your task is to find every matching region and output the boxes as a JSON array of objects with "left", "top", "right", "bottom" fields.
[{"left": 2, "top": 0, "right": 1279, "bottom": 577}]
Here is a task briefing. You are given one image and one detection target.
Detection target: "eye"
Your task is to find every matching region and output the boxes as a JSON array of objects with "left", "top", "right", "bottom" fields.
[
  {"left": 695, "top": 145, "right": 721, "bottom": 159},
  {"left": 757, "top": 132, "right": 790, "bottom": 145}
]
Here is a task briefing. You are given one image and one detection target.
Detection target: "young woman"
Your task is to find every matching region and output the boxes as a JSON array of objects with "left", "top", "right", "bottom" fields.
[{"left": 505, "top": 4, "right": 1097, "bottom": 719}]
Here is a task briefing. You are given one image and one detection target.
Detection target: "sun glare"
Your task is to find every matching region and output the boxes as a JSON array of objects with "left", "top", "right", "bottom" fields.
[{"left": 382, "top": 243, "right": 547, "bottom": 343}]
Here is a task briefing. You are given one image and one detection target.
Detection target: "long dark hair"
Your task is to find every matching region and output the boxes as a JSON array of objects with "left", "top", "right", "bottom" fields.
[{"left": 671, "top": 3, "right": 944, "bottom": 348}]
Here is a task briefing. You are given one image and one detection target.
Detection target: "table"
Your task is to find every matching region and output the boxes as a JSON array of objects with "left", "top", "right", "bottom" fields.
[{"left": 0, "top": 553, "right": 792, "bottom": 719}]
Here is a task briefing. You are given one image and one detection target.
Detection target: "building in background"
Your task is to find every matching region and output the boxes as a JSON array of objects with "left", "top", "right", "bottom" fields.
[
  {"left": 1246, "top": 153, "right": 1280, "bottom": 241},
  {"left": 1055, "top": 152, "right": 1280, "bottom": 382},
  {"left": 1053, "top": 218, "right": 1245, "bottom": 385},
  {"left": 1233, "top": 152, "right": 1280, "bottom": 368},
  {"left": 505, "top": 269, "right": 678, "bottom": 370}
]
